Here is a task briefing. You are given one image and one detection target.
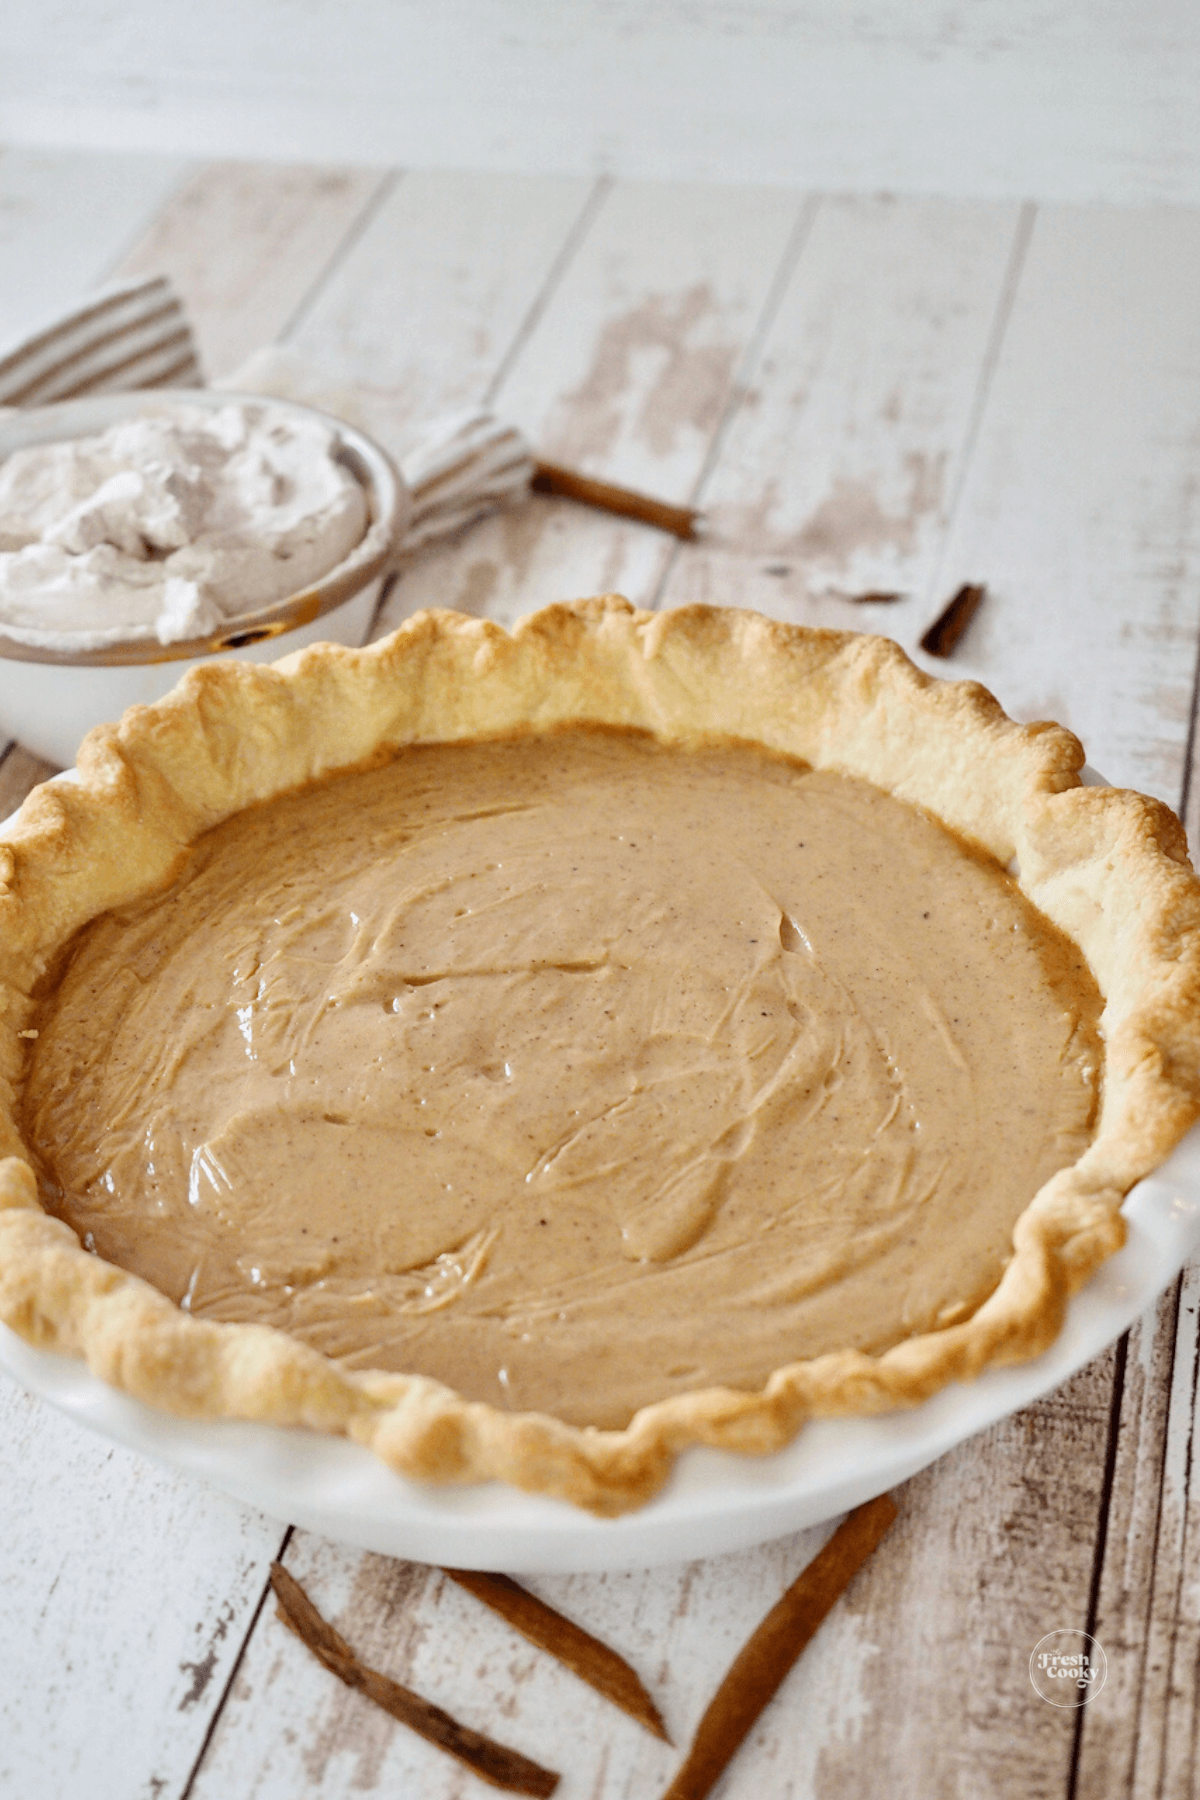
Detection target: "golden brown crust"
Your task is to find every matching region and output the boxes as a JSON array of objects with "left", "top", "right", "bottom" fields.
[{"left": 2, "top": 596, "right": 1199, "bottom": 1514}]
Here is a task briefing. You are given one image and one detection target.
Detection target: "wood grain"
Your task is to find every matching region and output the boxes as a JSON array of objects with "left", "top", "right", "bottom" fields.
[
  {"left": 287, "top": 168, "right": 595, "bottom": 437},
  {"left": 796, "top": 1364, "right": 1118, "bottom": 1800},
  {"left": 191, "top": 1527, "right": 843, "bottom": 1799},
  {"left": 916, "top": 203, "right": 1200, "bottom": 805},
  {"left": 657, "top": 192, "right": 1025, "bottom": 633},
  {"left": 444, "top": 1569, "right": 669, "bottom": 1742},
  {"left": 115, "top": 160, "right": 389, "bottom": 379},
  {"left": 0, "top": 1376, "right": 286, "bottom": 1800},
  {"left": 662, "top": 1494, "right": 898, "bottom": 1800},
  {"left": 378, "top": 178, "right": 805, "bottom": 633},
  {"left": 271, "top": 1562, "right": 561, "bottom": 1795},
  {"left": 1071, "top": 1278, "right": 1198, "bottom": 1800},
  {"left": 0, "top": 743, "right": 60, "bottom": 808}
]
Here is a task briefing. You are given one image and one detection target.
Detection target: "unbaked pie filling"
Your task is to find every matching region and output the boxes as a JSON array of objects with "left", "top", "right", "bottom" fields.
[{"left": 24, "top": 727, "right": 1103, "bottom": 1429}]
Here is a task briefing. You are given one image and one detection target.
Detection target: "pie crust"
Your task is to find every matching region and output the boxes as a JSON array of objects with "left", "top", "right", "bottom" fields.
[{"left": 2, "top": 596, "right": 1199, "bottom": 1515}]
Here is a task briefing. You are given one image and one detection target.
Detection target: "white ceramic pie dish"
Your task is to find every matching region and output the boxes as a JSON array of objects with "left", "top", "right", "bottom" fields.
[
  {"left": 3, "top": 760, "right": 1196, "bottom": 1572},
  {"left": 2, "top": 1123, "right": 1197, "bottom": 1571},
  {"left": 0, "top": 389, "right": 404, "bottom": 768}
]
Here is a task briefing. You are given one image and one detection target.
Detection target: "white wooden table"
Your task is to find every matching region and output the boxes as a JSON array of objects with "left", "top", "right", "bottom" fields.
[{"left": 2, "top": 147, "right": 1199, "bottom": 1800}]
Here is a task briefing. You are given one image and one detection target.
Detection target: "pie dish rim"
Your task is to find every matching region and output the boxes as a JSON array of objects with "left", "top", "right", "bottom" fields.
[
  {"left": 2, "top": 595, "right": 1199, "bottom": 1516},
  {"left": 3, "top": 1129, "right": 1198, "bottom": 1568}
]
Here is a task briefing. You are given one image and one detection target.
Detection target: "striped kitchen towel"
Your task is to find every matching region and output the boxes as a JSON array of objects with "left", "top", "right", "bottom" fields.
[{"left": 0, "top": 275, "right": 202, "bottom": 408}]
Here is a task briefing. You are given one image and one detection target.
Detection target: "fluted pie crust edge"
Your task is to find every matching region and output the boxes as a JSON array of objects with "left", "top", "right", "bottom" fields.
[{"left": 2, "top": 596, "right": 1199, "bottom": 1515}]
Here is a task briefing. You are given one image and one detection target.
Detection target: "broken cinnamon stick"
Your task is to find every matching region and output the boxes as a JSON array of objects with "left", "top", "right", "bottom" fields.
[
  {"left": 531, "top": 460, "right": 699, "bottom": 540},
  {"left": 444, "top": 1567, "right": 670, "bottom": 1743},
  {"left": 270, "top": 1562, "right": 559, "bottom": 1797},
  {"left": 660, "top": 1491, "right": 898, "bottom": 1800},
  {"left": 919, "top": 582, "right": 986, "bottom": 657}
]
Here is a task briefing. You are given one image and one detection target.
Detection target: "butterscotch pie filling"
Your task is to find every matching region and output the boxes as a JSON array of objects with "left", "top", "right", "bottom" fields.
[
  {"left": 3, "top": 599, "right": 1199, "bottom": 1512},
  {"left": 24, "top": 726, "right": 1103, "bottom": 1430}
]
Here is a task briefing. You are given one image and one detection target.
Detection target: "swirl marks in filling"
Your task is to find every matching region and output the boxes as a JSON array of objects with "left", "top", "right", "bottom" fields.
[{"left": 24, "top": 731, "right": 1102, "bottom": 1428}]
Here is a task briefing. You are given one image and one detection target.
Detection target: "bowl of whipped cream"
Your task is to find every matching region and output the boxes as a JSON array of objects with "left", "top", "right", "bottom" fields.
[{"left": 0, "top": 389, "right": 403, "bottom": 766}]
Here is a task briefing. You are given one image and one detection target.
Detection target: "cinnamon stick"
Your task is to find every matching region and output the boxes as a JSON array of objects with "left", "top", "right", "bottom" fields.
[
  {"left": 919, "top": 582, "right": 986, "bottom": 657},
  {"left": 660, "top": 1492, "right": 898, "bottom": 1800},
  {"left": 444, "top": 1567, "right": 670, "bottom": 1742},
  {"left": 270, "top": 1563, "right": 559, "bottom": 1797},
  {"left": 531, "top": 460, "right": 699, "bottom": 540}
]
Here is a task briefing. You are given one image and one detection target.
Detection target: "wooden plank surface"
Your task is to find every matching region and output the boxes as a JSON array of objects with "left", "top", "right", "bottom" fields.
[
  {"left": 0, "top": 1383, "right": 287, "bottom": 1800},
  {"left": 116, "top": 160, "right": 390, "bottom": 380},
  {"left": 920, "top": 203, "right": 1200, "bottom": 805},
  {"left": 658, "top": 192, "right": 1028, "bottom": 630},
  {"left": 379, "top": 178, "right": 807, "bottom": 631},
  {"left": 1, "top": 150, "right": 1199, "bottom": 1800},
  {"left": 286, "top": 168, "right": 596, "bottom": 435}
]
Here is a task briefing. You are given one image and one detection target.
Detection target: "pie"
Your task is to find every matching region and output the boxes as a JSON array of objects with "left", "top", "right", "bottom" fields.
[{"left": 2, "top": 597, "right": 1199, "bottom": 1514}]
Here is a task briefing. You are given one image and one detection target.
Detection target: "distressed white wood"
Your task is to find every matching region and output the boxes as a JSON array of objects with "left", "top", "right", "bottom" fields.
[
  {"left": 657, "top": 193, "right": 1025, "bottom": 629},
  {"left": 189, "top": 1523, "right": 850, "bottom": 1799},
  {"left": 286, "top": 168, "right": 595, "bottom": 435},
  {"left": 5, "top": 2, "right": 1200, "bottom": 209},
  {"left": 1126, "top": 1261, "right": 1200, "bottom": 1800},
  {"left": 1156, "top": 1265, "right": 1200, "bottom": 1800},
  {"left": 499, "top": 180, "right": 804, "bottom": 496},
  {"left": 0, "top": 1376, "right": 286, "bottom": 1800},
  {"left": 914, "top": 204, "right": 1200, "bottom": 806},
  {"left": 379, "top": 178, "right": 806, "bottom": 631},
  {"left": 803, "top": 1362, "right": 1117, "bottom": 1800},
  {"left": 1073, "top": 1291, "right": 1182, "bottom": 1800},
  {"left": 0, "top": 144, "right": 191, "bottom": 347},
  {"left": 116, "top": 160, "right": 389, "bottom": 380}
]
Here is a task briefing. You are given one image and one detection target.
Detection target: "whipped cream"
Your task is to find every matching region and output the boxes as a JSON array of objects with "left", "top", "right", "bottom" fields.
[{"left": 0, "top": 402, "right": 369, "bottom": 650}]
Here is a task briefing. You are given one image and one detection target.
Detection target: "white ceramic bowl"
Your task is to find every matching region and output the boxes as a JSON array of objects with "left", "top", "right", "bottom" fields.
[{"left": 0, "top": 389, "right": 404, "bottom": 768}]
